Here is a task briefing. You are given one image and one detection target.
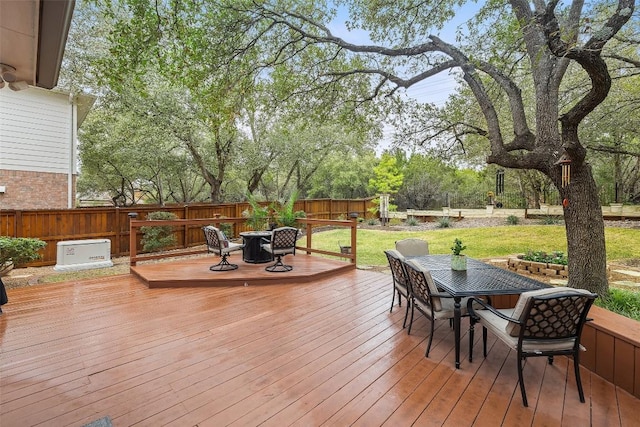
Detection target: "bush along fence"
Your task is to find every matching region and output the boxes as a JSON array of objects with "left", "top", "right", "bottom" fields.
[{"left": 0, "top": 198, "right": 374, "bottom": 266}]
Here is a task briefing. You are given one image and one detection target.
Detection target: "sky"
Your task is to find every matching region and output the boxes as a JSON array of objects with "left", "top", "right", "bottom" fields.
[{"left": 327, "top": 3, "right": 481, "bottom": 152}]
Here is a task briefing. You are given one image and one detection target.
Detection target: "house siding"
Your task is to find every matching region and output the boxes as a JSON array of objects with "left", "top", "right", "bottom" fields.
[
  {"left": 0, "top": 89, "right": 72, "bottom": 173},
  {"left": 0, "top": 88, "right": 76, "bottom": 209}
]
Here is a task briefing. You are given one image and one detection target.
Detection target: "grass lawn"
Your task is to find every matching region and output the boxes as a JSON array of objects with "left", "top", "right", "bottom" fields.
[{"left": 311, "top": 225, "right": 640, "bottom": 267}]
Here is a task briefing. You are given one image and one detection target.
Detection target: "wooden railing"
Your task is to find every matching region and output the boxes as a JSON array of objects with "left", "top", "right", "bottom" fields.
[
  {"left": 129, "top": 217, "right": 358, "bottom": 267},
  {"left": 0, "top": 198, "right": 373, "bottom": 266}
]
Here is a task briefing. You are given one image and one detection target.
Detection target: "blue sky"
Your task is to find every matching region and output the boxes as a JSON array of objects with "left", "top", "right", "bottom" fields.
[{"left": 326, "top": 3, "right": 481, "bottom": 151}]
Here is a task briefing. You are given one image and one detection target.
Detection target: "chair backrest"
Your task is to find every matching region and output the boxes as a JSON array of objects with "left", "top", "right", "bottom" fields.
[
  {"left": 270, "top": 227, "right": 298, "bottom": 252},
  {"left": 202, "top": 226, "right": 228, "bottom": 253},
  {"left": 507, "top": 287, "right": 597, "bottom": 339},
  {"left": 384, "top": 250, "right": 409, "bottom": 290},
  {"left": 395, "top": 238, "right": 429, "bottom": 257},
  {"left": 403, "top": 259, "right": 442, "bottom": 311}
]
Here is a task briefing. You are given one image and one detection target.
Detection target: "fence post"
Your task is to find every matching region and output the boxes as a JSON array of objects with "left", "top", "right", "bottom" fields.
[
  {"left": 114, "top": 207, "right": 121, "bottom": 256},
  {"left": 15, "top": 210, "right": 22, "bottom": 237},
  {"left": 183, "top": 205, "right": 189, "bottom": 249}
]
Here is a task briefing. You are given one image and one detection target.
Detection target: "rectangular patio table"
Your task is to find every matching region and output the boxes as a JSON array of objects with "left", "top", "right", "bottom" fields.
[{"left": 410, "top": 255, "right": 551, "bottom": 369}]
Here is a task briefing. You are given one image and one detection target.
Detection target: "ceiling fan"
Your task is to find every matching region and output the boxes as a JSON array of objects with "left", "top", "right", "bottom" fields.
[{"left": 0, "top": 63, "right": 29, "bottom": 91}]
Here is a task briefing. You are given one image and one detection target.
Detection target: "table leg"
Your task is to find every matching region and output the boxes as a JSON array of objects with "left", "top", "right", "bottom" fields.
[{"left": 454, "top": 296, "right": 461, "bottom": 369}]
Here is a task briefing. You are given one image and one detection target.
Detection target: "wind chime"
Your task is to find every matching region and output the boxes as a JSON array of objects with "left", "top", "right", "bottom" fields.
[{"left": 555, "top": 151, "right": 572, "bottom": 207}]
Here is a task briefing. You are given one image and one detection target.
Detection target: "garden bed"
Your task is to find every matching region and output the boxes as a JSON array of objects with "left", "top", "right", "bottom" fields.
[{"left": 507, "top": 257, "right": 569, "bottom": 277}]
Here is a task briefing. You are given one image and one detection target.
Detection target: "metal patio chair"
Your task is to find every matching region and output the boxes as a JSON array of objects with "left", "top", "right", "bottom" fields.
[
  {"left": 384, "top": 249, "right": 412, "bottom": 328},
  {"left": 202, "top": 225, "right": 244, "bottom": 271},
  {"left": 262, "top": 226, "right": 298, "bottom": 272},
  {"left": 467, "top": 287, "right": 597, "bottom": 407}
]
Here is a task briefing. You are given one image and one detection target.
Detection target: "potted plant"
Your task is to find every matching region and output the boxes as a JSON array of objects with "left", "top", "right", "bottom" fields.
[
  {"left": 450, "top": 238, "right": 467, "bottom": 271},
  {"left": 0, "top": 236, "right": 47, "bottom": 275},
  {"left": 242, "top": 193, "right": 270, "bottom": 230},
  {"left": 270, "top": 190, "right": 306, "bottom": 228}
]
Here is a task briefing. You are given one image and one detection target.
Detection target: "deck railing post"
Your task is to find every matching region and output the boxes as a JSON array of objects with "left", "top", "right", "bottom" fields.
[
  {"left": 128, "top": 213, "right": 138, "bottom": 266},
  {"left": 349, "top": 212, "right": 358, "bottom": 264},
  {"left": 306, "top": 222, "right": 312, "bottom": 254}
]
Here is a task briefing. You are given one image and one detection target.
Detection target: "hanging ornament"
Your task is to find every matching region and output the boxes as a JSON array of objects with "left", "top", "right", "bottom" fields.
[
  {"left": 562, "top": 198, "right": 569, "bottom": 208},
  {"left": 555, "top": 151, "right": 573, "bottom": 188}
]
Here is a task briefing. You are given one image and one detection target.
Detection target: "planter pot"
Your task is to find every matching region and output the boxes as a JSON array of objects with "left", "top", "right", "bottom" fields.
[
  {"left": 610, "top": 203, "right": 623, "bottom": 213},
  {"left": 451, "top": 255, "right": 467, "bottom": 271},
  {"left": 339, "top": 245, "right": 352, "bottom": 254},
  {"left": 486, "top": 205, "right": 494, "bottom": 215}
]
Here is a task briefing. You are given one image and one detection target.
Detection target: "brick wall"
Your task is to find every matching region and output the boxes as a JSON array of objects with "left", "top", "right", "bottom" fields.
[{"left": 0, "top": 170, "right": 74, "bottom": 209}]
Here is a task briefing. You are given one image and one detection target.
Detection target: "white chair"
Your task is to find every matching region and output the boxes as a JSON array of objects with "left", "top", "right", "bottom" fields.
[
  {"left": 202, "top": 226, "right": 244, "bottom": 271},
  {"left": 262, "top": 227, "right": 298, "bottom": 272},
  {"left": 395, "top": 238, "right": 429, "bottom": 257},
  {"left": 467, "top": 287, "right": 597, "bottom": 407}
]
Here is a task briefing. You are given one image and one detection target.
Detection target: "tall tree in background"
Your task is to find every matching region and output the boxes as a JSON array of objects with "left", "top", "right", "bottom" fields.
[{"left": 203, "top": 0, "right": 635, "bottom": 295}]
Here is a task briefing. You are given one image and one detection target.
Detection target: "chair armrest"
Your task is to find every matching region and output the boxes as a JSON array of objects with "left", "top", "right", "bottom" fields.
[{"left": 467, "top": 297, "right": 522, "bottom": 324}]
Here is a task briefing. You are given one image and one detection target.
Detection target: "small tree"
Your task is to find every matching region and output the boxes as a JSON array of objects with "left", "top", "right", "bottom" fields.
[{"left": 140, "top": 211, "right": 178, "bottom": 252}]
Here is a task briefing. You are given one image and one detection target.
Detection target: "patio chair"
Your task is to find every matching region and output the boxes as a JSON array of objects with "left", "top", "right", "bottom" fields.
[
  {"left": 202, "top": 226, "right": 244, "bottom": 271},
  {"left": 262, "top": 226, "right": 298, "bottom": 272},
  {"left": 384, "top": 250, "right": 412, "bottom": 328},
  {"left": 467, "top": 287, "right": 597, "bottom": 407},
  {"left": 403, "top": 258, "right": 474, "bottom": 357},
  {"left": 395, "top": 238, "right": 429, "bottom": 257}
]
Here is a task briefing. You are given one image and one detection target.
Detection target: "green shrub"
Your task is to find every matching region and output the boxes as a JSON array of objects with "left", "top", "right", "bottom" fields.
[
  {"left": 218, "top": 222, "right": 234, "bottom": 238},
  {"left": 0, "top": 236, "right": 47, "bottom": 267},
  {"left": 437, "top": 217, "right": 451, "bottom": 228},
  {"left": 242, "top": 193, "right": 269, "bottom": 230},
  {"left": 389, "top": 218, "right": 403, "bottom": 226},
  {"left": 366, "top": 217, "right": 378, "bottom": 226},
  {"left": 406, "top": 216, "right": 419, "bottom": 226},
  {"left": 596, "top": 288, "right": 640, "bottom": 321},
  {"left": 270, "top": 190, "right": 305, "bottom": 227},
  {"left": 540, "top": 215, "right": 561, "bottom": 225},
  {"left": 520, "top": 250, "right": 567, "bottom": 265},
  {"left": 506, "top": 215, "right": 520, "bottom": 225},
  {"left": 140, "top": 211, "right": 178, "bottom": 252}
]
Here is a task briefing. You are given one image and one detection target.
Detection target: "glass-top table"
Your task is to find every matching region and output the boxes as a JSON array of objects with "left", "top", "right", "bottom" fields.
[{"left": 409, "top": 255, "right": 550, "bottom": 368}]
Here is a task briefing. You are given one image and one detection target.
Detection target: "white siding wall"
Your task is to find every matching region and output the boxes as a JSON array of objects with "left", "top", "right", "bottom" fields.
[{"left": 0, "top": 88, "right": 71, "bottom": 174}]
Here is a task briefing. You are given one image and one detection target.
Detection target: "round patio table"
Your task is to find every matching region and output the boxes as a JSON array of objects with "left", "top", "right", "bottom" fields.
[{"left": 239, "top": 231, "right": 273, "bottom": 263}]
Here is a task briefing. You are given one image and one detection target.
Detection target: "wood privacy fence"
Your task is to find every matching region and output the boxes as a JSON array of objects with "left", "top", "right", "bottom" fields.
[{"left": 0, "top": 198, "right": 374, "bottom": 267}]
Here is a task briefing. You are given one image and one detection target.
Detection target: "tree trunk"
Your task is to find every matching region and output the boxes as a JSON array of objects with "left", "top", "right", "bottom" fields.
[{"left": 561, "top": 163, "right": 608, "bottom": 296}]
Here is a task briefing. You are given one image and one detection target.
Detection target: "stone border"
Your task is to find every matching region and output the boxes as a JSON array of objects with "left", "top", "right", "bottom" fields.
[{"left": 507, "top": 257, "right": 568, "bottom": 277}]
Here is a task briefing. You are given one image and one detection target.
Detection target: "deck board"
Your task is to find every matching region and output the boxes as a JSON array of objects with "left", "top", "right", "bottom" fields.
[{"left": 1, "top": 262, "right": 638, "bottom": 427}]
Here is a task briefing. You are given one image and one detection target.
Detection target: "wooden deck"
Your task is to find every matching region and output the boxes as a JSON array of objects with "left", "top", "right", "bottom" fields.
[
  {"left": 1, "top": 267, "right": 639, "bottom": 427},
  {"left": 130, "top": 253, "right": 355, "bottom": 288}
]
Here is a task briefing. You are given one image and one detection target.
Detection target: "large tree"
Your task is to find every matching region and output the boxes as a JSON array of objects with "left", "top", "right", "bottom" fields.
[
  {"left": 211, "top": 0, "right": 635, "bottom": 295},
  {"left": 93, "top": 0, "right": 638, "bottom": 294}
]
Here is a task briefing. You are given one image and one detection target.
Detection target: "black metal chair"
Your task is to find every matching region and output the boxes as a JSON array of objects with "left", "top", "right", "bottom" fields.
[
  {"left": 384, "top": 250, "right": 412, "bottom": 329},
  {"left": 202, "top": 226, "right": 244, "bottom": 271},
  {"left": 262, "top": 226, "right": 298, "bottom": 272},
  {"left": 467, "top": 287, "right": 597, "bottom": 407},
  {"left": 403, "top": 258, "right": 479, "bottom": 357}
]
